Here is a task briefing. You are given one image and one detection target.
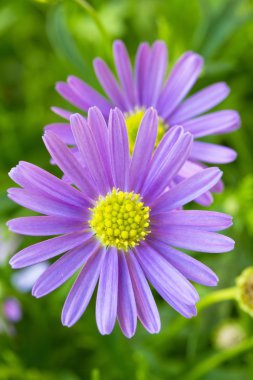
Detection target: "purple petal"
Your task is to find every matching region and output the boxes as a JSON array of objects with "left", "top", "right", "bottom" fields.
[
  {"left": 43, "top": 131, "right": 97, "bottom": 200},
  {"left": 136, "top": 243, "right": 199, "bottom": 304},
  {"left": 134, "top": 42, "right": 150, "bottom": 106},
  {"left": 113, "top": 40, "right": 137, "bottom": 108},
  {"left": 149, "top": 239, "right": 218, "bottom": 286},
  {"left": 56, "top": 82, "right": 88, "bottom": 111},
  {"left": 157, "top": 52, "right": 204, "bottom": 120},
  {"left": 44, "top": 123, "right": 75, "bottom": 145},
  {"left": 135, "top": 243, "right": 198, "bottom": 318},
  {"left": 32, "top": 238, "right": 98, "bottom": 298},
  {"left": 51, "top": 106, "right": 72, "bottom": 120},
  {"left": 190, "top": 141, "right": 237, "bottom": 164},
  {"left": 169, "top": 82, "right": 230, "bottom": 123},
  {"left": 68, "top": 75, "right": 112, "bottom": 117},
  {"left": 8, "top": 188, "right": 87, "bottom": 220},
  {"left": 129, "top": 108, "right": 158, "bottom": 193},
  {"left": 126, "top": 251, "right": 160, "bottom": 334},
  {"left": 152, "top": 225, "right": 234, "bottom": 253},
  {"left": 10, "top": 161, "right": 89, "bottom": 207},
  {"left": 140, "top": 126, "right": 184, "bottom": 194},
  {"left": 88, "top": 107, "right": 114, "bottom": 187},
  {"left": 7, "top": 216, "right": 86, "bottom": 236},
  {"left": 117, "top": 252, "right": 137, "bottom": 338},
  {"left": 70, "top": 112, "right": 111, "bottom": 195},
  {"left": 143, "top": 41, "right": 168, "bottom": 106},
  {"left": 96, "top": 247, "right": 118, "bottom": 335},
  {"left": 62, "top": 247, "right": 106, "bottom": 327},
  {"left": 142, "top": 130, "right": 193, "bottom": 203},
  {"left": 152, "top": 167, "right": 222, "bottom": 212},
  {"left": 9, "top": 231, "right": 90, "bottom": 268},
  {"left": 182, "top": 110, "right": 241, "bottom": 138},
  {"left": 93, "top": 58, "right": 127, "bottom": 110},
  {"left": 151, "top": 210, "right": 232, "bottom": 231},
  {"left": 108, "top": 108, "right": 130, "bottom": 190}
]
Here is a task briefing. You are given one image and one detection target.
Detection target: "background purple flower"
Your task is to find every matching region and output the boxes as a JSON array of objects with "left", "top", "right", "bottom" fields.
[
  {"left": 46, "top": 40, "right": 241, "bottom": 205},
  {"left": 8, "top": 107, "right": 234, "bottom": 337},
  {"left": 3, "top": 297, "right": 22, "bottom": 323}
]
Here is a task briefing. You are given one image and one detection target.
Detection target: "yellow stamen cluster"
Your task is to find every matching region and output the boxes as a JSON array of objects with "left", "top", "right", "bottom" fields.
[
  {"left": 125, "top": 108, "right": 167, "bottom": 154},
  {"left": 236, "top": 267, "right": 253, "bottom": 317},
  {"left": 89, "top": 188, "right": 150, "bottom": 251}
]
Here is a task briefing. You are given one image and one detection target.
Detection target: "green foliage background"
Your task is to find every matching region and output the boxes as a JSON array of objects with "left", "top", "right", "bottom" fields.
[{"left": 1, "top": 0, "right": 253, "bottom": 379}]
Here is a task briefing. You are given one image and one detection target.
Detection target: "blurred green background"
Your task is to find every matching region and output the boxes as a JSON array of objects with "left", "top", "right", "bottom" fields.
[{"left": 1, "top": 0, "right": 253, "bottom": 379}]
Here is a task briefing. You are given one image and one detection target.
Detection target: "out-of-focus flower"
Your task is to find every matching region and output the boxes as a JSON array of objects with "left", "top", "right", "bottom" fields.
[
  {"left": 236, "top": 267, "right": 253, "bottom": 317},
  {"left": 8, "top": 107, "right": 234, "bottom": 337},
  {"left": 47, "top": 40, "right": 241, "bottom": 205},
  {"left": 213, "top": 320, "right": 246, "bottom": 350},
  {"left": 3, "top": 297, "right": 22, "bottom": 323}
]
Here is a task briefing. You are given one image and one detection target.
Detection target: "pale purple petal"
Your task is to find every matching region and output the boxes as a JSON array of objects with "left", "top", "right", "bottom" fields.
[
  {"left": 113, "top": 40, "right": 137, "bottom": 108},
  {"left": 157, "top": 52, "right": 204, "bottom": 120},
  {"left": 152, "top": 226, "right": 234, "bottom": 253},
  {"left": 10, "top": 231, "right": 90, "bottom": 268},
  {"left": 140, "top": 126, "right": 184, "bottom": 194},
  {"left": 152, "top": 167, "right": 222, "bottom": 213},
  {"left": 142, "top": 131, "right": 193, "bottom": 203},
  {"left": 151, "top": 210, "right": 232, "bottom": 231},
  {"left": 135, "top": 244, "right": 198, "bottom": 318},
  {"left": 56, "top": 82, "right": 88, "bottom": 111},
  {"left": 126, "top": 251, "right": 160, "bottom": 334},
  {"left": 43, "top": 131, "right": 97, "bottom": 200},
  {"left": 8, "top": 188, "right": 87, "bottom": 220},
  {"left": 51, "top": 106, "right": 72, "bottom": 120},
  {"left": 191, "top": 141, "right": 237, "bottom": 164},
  {"left": 149, "top": 239, "right": 218, "bottom": 286},
  {"left": 96, "top": 247, "right": 118, "bottom": 335},
  {"left": 70, "top": 113, "right": 111, "bottom": 195},
  {"left": 88, "top": 107, "right": 114, "bottom": 187},
  {"left": 182, "top": 110, "right": 241, "bottom": 138},
  {"left": 108, "top": 108, "right": 130, "bottom": 190},
  {"left": 10, "top": 161, "right": 89, "bottom": 207},
  {"left": 143, "top": 41, "right": 168, "bottom": 106},
  {"left": 134, "top": 42, "right": 150, "bottom": 106},
  {"left": 169, "top": 82, "right": 230, "bottom": 123},
  {"left": 129, "top": 108, "right": 158, "bottom": 192},
  {"left": 136, "top": 242, "right": 199, "bottom": 304},
  {"left": 93, "top": 58, "right": 127, "bottom": 110},
  {"left": 8, "top": 216, "right": 86, "bottom": 236},
  {"left": 117, "top": 252, "right": 137, "bottom": 338},
  {"left": 68, "top": 75, "right": 112, "bottom": 117},
  {"left": 32, "top": 238, "right": 99, "bottom": 298},
  {"left": 62, "top": 247, "right": 106, "bottom": 327},
  {"left": 44, "top": 123, "right": 74, "bottom": 145}
]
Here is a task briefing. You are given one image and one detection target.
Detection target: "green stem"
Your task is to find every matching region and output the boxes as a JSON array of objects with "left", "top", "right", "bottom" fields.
[
  {"left": 73, "top": 0, "right": 111, "bottom": 54},
  {"left": 197, "top": 287, "right": 237, "bottom": 311},
  {"left": 184, "top": 336, "right": 253, "bottom": 380}
]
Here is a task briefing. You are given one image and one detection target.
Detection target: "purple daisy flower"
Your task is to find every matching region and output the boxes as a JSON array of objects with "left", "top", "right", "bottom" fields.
[
  {"left": 8, "top": 107, "right": 234, "bottom": 337},
  {"left": 47, "top": 40, "right": 241, "bottom": 205}
]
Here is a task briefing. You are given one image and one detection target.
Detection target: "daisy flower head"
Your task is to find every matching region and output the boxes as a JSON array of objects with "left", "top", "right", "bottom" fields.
[
  {"left": 8, "top": 107, "right": 234, "bottom": 337},
  {"left": 47, "top": 40, "right": 241, "bottom": 205}
]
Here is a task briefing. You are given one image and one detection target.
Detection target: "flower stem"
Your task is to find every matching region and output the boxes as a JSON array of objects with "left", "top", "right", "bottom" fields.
[
  {"left": 183, "top": 336, "right": 253, "bottom": 380},
  {"left": 197, "top": 286, "right": 237, "bottom": 311}
]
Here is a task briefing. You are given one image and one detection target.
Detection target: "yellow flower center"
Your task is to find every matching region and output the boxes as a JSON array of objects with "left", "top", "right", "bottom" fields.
[
  {"left": 125, "top": 108, "right": 168, "bottom": 154},
  {"left": 89, "top": 188, "right": 150, "bottom": 251}
]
